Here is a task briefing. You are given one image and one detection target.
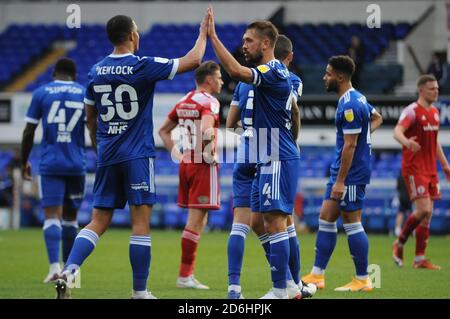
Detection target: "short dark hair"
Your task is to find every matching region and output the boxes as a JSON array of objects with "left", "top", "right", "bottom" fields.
[
  {"left": 328, "top": 55, "right": 355, "bottom": 78},
  {"left": 106, "top": 15, "right": 134, "bottom": 45},
  {"left": 417, "top": 74, "right": 437, "bottom": 88},
  {"left": 246, "top": 21, "right": 279, "bottom": 47},
  {"left": 54, "top": 58, "right": 76, "bottom": 78},
  {"left": 195, "top": 61, "right": 220, "bottom": 85},
  {"left": 274, "top": 34, "right": 293, "bottom": 61}
]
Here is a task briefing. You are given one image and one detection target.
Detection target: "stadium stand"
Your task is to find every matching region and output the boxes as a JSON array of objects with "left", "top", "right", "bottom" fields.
[
  {"left": 1, "top": 22, "right": 411, "bottom": 94},
  {"left": 0, "top": 24, "right": 63, "bottom": 88},
  {"left": 284, "top": 22, "right": 410, "bottom": 94}
]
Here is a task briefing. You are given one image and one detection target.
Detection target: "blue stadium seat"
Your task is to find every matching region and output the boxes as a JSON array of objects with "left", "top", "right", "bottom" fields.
[
  {"left": 0, "top": 21, "right": 412, "bottom": 91},
  {"left": 429, "top": 208, "right": 448, "bottom": 234},
  {"left": 208, "top": 203, "right": 231, "bottom": 230},
  {"left": 163, "top": 203, "right": 184, "bottom": 229}
]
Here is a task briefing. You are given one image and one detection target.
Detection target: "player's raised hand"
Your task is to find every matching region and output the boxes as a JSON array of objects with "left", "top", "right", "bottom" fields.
[
  {"left": 206, "top": 5, "right": 217, "bottom": 38},
  {"left": 199, "top": 8, "right": 209, "bottom": 38},
  {"left": 443, "top": 166, "right": 450, "bottom": 181},
  {"left": 22, "top": 162, "right": 32, "bottom": 181},
  {"left": 407, "top": 136, "right": 421, "bottom": 153},
  {"left": 331, "top": 182, "right": 346, "bottom": 201}
]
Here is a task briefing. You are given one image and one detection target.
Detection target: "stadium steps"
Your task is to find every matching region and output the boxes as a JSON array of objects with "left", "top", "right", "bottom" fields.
[
  {"left": 394, "top": 80, "right": 417, "bottom": 95},
  {"left": 376, "top": 40, "right": 398, "bottom": 64},
  {"left": 4, "top": 47, "right": 67, "bottom": 92}
]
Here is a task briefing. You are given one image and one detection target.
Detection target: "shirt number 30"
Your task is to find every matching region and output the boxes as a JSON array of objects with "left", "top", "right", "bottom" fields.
[{"left": 93, "top": 84, "right": 139, "bottom": 121}]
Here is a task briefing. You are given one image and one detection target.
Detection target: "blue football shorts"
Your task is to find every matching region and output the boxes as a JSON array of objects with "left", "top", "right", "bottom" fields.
[
  {"left": 93, "top": 157, "right": 156, "bottom": 209},
  {"left": 39, "top": 174, "right": 85, "bottom": 209},
  {"left": 324, "top": 181, "right": 366, "bottom": 212},
  {"left": 232, "top": 162, "right": 257, "bottom": 209},
  {"left": 251, "top": 159, "right": 300, "bottom": 214}
]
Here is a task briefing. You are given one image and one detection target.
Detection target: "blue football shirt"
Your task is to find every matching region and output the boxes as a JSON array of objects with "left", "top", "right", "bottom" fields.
[
  {"left": 25, "top": 80, "right": 86, "bottom": 175},
  {"left": 84, "top": 53, "right": 179, "bottom": 167},
  {"left": 250, "top": 59, "right": 300, "bottom": 163},
  {"left": 231, "top": 81, "right": 257, "bottom": 163},
  {"left": 289, "top": 71, "right": 303, "bottom": 105},
  {"left": 330, "top": 88, "right": 375, "bottom": 185}
]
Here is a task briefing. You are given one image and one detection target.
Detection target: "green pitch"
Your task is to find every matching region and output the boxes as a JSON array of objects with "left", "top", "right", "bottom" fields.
[{"left": 0, "top": 229, "right": 449, "bottom": 299}]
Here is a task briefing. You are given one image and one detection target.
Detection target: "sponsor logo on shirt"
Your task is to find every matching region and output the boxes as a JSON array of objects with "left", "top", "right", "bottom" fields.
[
  {"left": 108, "top": 122, "right": 128, "bottom": 135},
  {"left": 423, "top": 124, "right": 439, "bottom": 131},
  {"left": 57, "top": 131, "right": 72, "bottom": 143}
]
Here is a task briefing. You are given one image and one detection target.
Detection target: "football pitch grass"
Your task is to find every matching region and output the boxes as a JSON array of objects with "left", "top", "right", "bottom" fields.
[{"left": 0, "top": 229, "right": 449, "bottom": 299}]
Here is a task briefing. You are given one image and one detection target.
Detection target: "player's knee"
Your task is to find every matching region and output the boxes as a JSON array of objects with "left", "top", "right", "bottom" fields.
[
  {"left": 318, "top": 211, "right": 337, "bottom": 223},
  {"left": 44, "top": 206, "right": 63, "bottom": 219},
  {"left": 422, "top": 210, "right": 432, "bottom": 221},
  {"left": 263, "top": 215, "right": 287, "bottom": 234},
  {"left": 62, "top": 208, "right": 77, "bottom": 221},
  {"left": 233, "top": 209, "right": 251, "bottom": 225},
  {"left": 251, "top": 221, "right": 265, "bottom": 236},
  {"left": 415, "top": 209, "right": 431, "bottom": 220},
  {"left": 90, "top": 212, "right": 112, "bottom": 234},
  {"left": 185, "top": 221, "right": 204, "bottom": 234}
]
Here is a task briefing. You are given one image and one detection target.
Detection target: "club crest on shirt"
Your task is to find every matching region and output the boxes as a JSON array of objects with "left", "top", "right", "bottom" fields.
[
  {"left": 257, "top": 65, "right": 270, "bottom": 74},
  {"left": 344, "top": 109, "right": 354, "bottom": 122}
]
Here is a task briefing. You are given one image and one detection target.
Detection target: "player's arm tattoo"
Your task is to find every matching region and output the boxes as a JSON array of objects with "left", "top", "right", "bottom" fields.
[
  {"left": 370, "top": 109, "right": 383, "bottom": 133},
  {"left": 336, "top": 133, "right": 358, "bottom": 183},
  {"left": 21, "top": 123, "right": 37, "bottom": 167},
  {"left": 291, "top": 101, "right": 300, "bottom": 140},
  {"left": 85, "top": 104, "right": 97, "bottom": 150}
]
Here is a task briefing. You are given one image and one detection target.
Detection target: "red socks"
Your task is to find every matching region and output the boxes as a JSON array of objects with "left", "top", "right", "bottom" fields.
[
  {"left": 399, "top": 214, "right": 421, "bottom": 245},
  {"left": 179, "top": 229, "right": 200, "bottom": 277},
  {"left": 415, "top": 223, "right": 430, "bottom": 257}
]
